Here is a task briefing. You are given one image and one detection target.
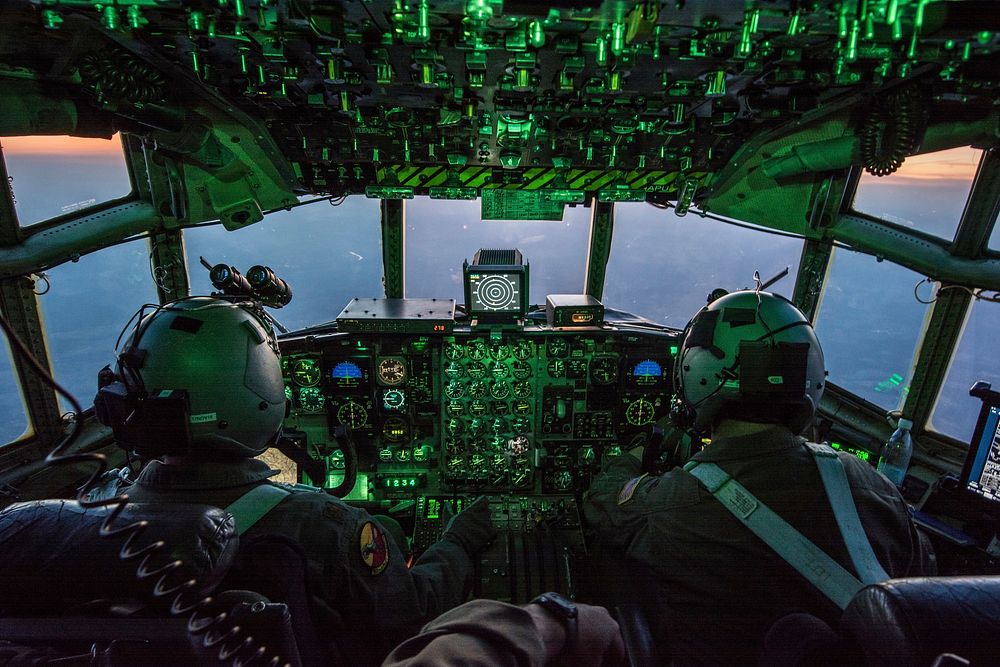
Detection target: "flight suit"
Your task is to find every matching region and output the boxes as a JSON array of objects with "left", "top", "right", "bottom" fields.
[
  {"left": 584, "top": 426, "right": 933, "bottom": 666},
  {"left": 125, "top": 458, "right": 475, "bottom": 664}
]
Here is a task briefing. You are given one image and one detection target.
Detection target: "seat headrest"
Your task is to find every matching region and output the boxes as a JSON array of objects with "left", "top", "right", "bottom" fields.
[
  {"left": 841, "top": 576, "right": 1000, "bottom": 667},
  {"left": 0, "top": 500, "right": 238, "bottom": 615}
]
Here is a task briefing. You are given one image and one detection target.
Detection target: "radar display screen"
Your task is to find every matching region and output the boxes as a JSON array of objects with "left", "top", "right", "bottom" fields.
[
  {"left": 962, "top": 404, "right": 1000, "bottom": 504},
  {"left": 467, "top": 272, "right": 522, "bottom": 313}
]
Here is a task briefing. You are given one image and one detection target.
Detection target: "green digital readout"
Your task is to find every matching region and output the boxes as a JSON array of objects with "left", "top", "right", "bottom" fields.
[
  {"left": 377, "top": 473, "right": 427, "bottom": 491},
  {"left": 830, "top": 441, "right": 871, "bottom": 462}
]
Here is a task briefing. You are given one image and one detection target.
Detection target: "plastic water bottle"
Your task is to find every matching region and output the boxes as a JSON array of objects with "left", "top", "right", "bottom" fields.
[{"left": 877, "top": 418, "right": 913, "bottom": 487}]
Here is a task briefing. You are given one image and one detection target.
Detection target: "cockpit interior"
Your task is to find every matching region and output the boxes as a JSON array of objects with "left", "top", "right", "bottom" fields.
[{"left": 0, "top": 0, "right": 999, "bottom": 664}]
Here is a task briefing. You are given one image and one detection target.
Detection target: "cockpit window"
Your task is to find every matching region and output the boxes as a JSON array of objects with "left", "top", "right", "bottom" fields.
[
  {"left": 404, "top": 198, "right": 591, "bottom": 306},
  {"left": 930, "top": 299, "right": 1000, "bottom": 443},
  {"left": 602, "top": 204, "right": 803, "bottom": 329},
  {"left": 2, "top": 134, "right": 131, "bottom": 226},
  {"left": 37, "top": 240, "right": 158, "bottom": 414},
  {"left": 988, "top": 210, "right": 1000, "bottom": 253},
  {"left": 0, "top": 337, "right": 29, "bottom": 444},
  {"left": 815, "top": 247, "right": 931, "bottom": 411},
  {"left": 184, "top": 197, "right": 383, "bottom": 331},
  {"left": 851, "top": 146, "right": 982, "bottom": 242}
]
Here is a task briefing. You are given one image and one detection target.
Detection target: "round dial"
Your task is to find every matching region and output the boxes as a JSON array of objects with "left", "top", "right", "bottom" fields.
[
  {"left": 447, "top": 400, "right": 465, "bottom": 416},
  {"left": 378, "top": 448, "right": 394, "bottom": 462},
  {"left": 513, "top": 400, "right": 531, "bottom": 415},
  {"left": 547, "top": 338, "right": 568, "bottom": 358},
  {"left": 469, "top": 400, "right": 489, "bottom": 416},
  {"left": 382, "top": 388, "right": 406, "bottom": 411},
  {"left": 466, "top": 361, "right": 488, "bottom": 379},
  {"left": 336, "top": 400, "right": 368, "bottom": 429},
  {"left": 512, "top": 381, "right": 532, "bottom": 398},
  {"left": 490, "top": 417, "right": 507, "bottom": 434},
  {"left": 297, "top": 387, "right": 324, "bottom": 412},
  {"left": 468, "top": 380, "right": 488, "bottom": 398},
  {"left": 625, "top": 398, "right": 655, "bottom": 426},
  {"left": 329, "top": 449, "right": 345, "bottom": 469},
  {"left": 506, "top": 435, "right": 530, "bottom": 455},
  {"left": 547, "top": 359, "right": 565, "bottom": 378},
  {"left": 445, "top": 381, "right": 465, "bottom": 400},
  {"left": 444, "top": 361, "right": 464, "bottom": 379},
  {"left": 377, "top": 358, "right": 407, "bottom": 385},
  {"left": 553, "top": 470, "right": 574, "bottom": 491},
  {"left": 511, "top": 459, "right": 532, "bottom": 488},
  {"left": 512, "top": 416, "right": 531, "bottom": 434},
  {"left": 511, "top": 360, "right": 532, "bottom": 380},
  {"left": 382, "top": 417, "right": 409, "bottom": 442},
  {"left": 291, "top": 358, "right": 321, "bottom": 387},
  {"left": 590, "top": 357, "right": 618, "bottom": 385},
  {"left": 467, "top": 340, "right": 489, "bottom": 361},
  {"left": 490, "top": 344, "right": 511, "bottom": 361},
  {"left": 444, "top": 343, "right": 464, "bottom": 361},
  {"left": 446, "top": 418, "right": 464, "bottom": 437},
  {"left": 490, "top": 362, "right": 510, "bottom": 380},
  {"left": 490, "top": 381, "right": 511, "bottom": 400},
  {"left": 513, "top": 341, "right": 533, "bottom": 360},
  {"left": 446, "top": 456, "right": 465, "bottom": 477}
]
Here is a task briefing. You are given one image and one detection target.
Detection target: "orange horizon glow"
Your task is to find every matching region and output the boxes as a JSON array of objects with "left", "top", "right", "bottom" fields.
[
  {"left": 861, "top": 146, "right": 982, "bottom": 183},
  {"left": 1, "top": 134, "right": 123, "bottom": 157}
]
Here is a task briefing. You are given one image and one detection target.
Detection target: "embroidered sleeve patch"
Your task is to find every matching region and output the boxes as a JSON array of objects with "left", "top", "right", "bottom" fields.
[
  {"left": 617, "top": 473, "right": 649, "bottom": 505},
  {"left": 359, "top": 521, "right": 390, "bottom": 575}
]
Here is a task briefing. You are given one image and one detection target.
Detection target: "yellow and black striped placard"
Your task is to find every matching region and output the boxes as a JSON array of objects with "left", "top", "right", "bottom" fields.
[{"left": 374, "top": 165, "right": 707, "bottom": 192}]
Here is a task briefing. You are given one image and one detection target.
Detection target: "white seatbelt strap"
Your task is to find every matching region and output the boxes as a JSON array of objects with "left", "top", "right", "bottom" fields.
[
  {"left": 805, "top": 442, "right": 890, "bottom": 585},
  {"left": 225, "top": 484, "right": 290, "bottom": 536},
  {"left": 684, "top": 460, "right": 866, "bottom": 609}
]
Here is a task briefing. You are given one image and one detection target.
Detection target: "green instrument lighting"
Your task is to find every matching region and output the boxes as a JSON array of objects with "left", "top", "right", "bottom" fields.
[
  {"left": 830, "top": 441, "right": 842, "bottom": 450},
  {"left": 670, "top": 346, "right": 679, "bottom": 356},
  {"left": 366, "top": 186, "right": 415, "bottom": 199}
]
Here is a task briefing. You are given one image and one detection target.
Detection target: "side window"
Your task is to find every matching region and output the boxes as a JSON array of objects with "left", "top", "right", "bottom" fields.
[
  {"left": 814, "top": 248, "right": 931, "bottom": 410},
  {"left": 930, "top": 300, "right": 1000, "bottom": 443},
  {"left": 852, "top": 146, "right": 982, "bottom": 242},
  {"left": 38, "top": 241, "right": 159, "bottom": 413},
  {"left": 2, "top": 134, "right": 132, "bottom": 226},
  {"left": 603, "top": 204, "right": 802, "bottom": 328},
  {"left": 0, "top": 336, "right": 30, "bottom": 444},
  {"left": 184, "top": 197, "right": 383, "bottom": 331}
]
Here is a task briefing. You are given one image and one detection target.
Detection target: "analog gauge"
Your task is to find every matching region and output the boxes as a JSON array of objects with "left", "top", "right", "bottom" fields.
[
  {"left": 336, "top": 400, "right": 369, "bottom": 429},
  {"left": 512, "top": 381, "right": 532, "bottom": 398},
  {"left": 378, "top": 448, "right": 394, "bottom": 462},
  {"left": 512, "top": 417, "right": 531, "bottom": 434},
  {"left": 590, "top": 357, "right": 618, "bottom": 385},
  {"left": 547, "top": 338, "right": 568, "bottom": 358},
  {"left": 579, "top": 446, "right": 596, "bottom": 465},
  {"left": 625, "top": 398, "right": 655, "bottom": 426},
  {"left": 447, "top": 400, "right": 465, "bottom": 416},
  {"left": 395, "top": 448, "right": 412, "bottom": 462},
  {"left": 298, "top": 387, "right": 325, "bottom": 413},
  {"left": 382, "top": 388, "right": 406, "bottom": 411},
  {"left": 492, "top": 400, "right": 510, "bottom": 415},
  {"left": 444, "top": 343, "right": 464, "bottom": 361},
  {"left": 553, "top": 470, "right": 574, "bottom": 491},
  {"left": 377, "top": 357, "right": 407, "bottom": 386},
  {"left": 468, "top": 380, "right": 488, "bottom": 398},
  {"left": 491, "top": 417, "right": 507, "bottom": 434},
  {"left": 470, "top": 400, "right": 489, "bottom": 416},
  {"left": 467, "top": 340, "right": 488, "bottom": 361},
  {"left": 446, "top": 456, "right": 465, "bottom": 477},
  {"left": 490, "top": 381, "right": 511, "bottom": 400},
  {"left": 547, "top": 359, "right": 566, "bottom": 378},
  {"left": 490, "top": 344, "right": 511, "bottom": 361},
  {"left": 382, "top": 417, "right": 409, "bottom": 442},
  {"left": 490, "top": 362, "right": 510, "bottom": 380},
  {"left": 445, "top": 380, "right": 465, "bottom": 400},
  {"left": 291, "top": 358, "right": 321, "bottom": 387},
  {"left": 444, "top": 437, "right": 464, "bottom": 455},
  {"left": 506, "top": 435, "right": 530, "bottom": 455},
  {"left": 284, "top": 385, "right": 293, "bottom": 401},
  {"left": 513, "top": 400, "right": 531, "bottom": 415},
  {"left": 413, "top": 446, "right": 429, "bottom": 462},
  {"left": 466, "top": 360, "right": 487, "bottom": 379},
  {"left": 513, "top": 341, "right": 533, "bottom": 360},
  {"left": 444, "top": 361, "right": 464, "bottom": 379},
  {"left": 469, "top": 418, "right": 486, "bottom": 435},
  {"left": 511, "top": 360, "right": 532, "bottom": 380},
  {"left": 511, "top": 460, "right": 532, "bottom": 488},
  {"left": 446, "top": 418, "right": 464, "bottom": 437},
  {"left": 329, "top": 449, "right": 345, "bottom": 469}
]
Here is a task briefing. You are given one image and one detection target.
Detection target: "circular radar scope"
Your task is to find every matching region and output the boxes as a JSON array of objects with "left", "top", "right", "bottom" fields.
[{"left": 471, "top": 275, "right": 520, "bottom": 311}]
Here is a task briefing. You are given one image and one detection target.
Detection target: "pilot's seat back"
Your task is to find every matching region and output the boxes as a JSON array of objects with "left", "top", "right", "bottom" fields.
[
  {"left": 760, "top": 576, "right": 1000, "bottom": 667},
  {"left": 0, "top": 499, "right": 311, "bottom": 666}
]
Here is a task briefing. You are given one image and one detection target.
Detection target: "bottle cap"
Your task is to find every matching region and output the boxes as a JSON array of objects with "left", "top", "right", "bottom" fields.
[{"left": 897, "top": 418, "right": 913, "bottom": 430}]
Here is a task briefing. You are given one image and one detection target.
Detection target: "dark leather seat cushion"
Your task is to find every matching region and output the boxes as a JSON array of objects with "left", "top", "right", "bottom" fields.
[
  {"left": 0, "top": 500, "right": 238, "bottom": 615},
  {"left": 841, "top": 576, "right": 1000, "bottom": 667}
]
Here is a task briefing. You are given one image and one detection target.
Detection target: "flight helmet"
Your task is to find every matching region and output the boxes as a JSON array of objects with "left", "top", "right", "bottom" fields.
[
  {"left": 95, "top": 297, "right": 285, "bottom": 458},
  {"left": 676, "top": 290, "right": 825, "bottom": 433}
]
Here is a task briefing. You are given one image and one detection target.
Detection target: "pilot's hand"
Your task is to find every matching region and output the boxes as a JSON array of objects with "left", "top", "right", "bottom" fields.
[
  {"left": 527, "top": 602, "right": 625, "bottom": 667},
  {"left": 442, "top": 496, "right": 496, "bottom": 555}
]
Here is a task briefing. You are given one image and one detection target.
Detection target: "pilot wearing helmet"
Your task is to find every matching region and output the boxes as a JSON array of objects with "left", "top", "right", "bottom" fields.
[
  {"left": 584, "top": 290, "right": 933, "bottom": 666},
  {"left": 93, "top": 296, "right": 495, "bottom": 665}
]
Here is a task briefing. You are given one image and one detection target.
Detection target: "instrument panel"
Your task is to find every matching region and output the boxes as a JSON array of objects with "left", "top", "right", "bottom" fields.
[{"left": 280, "top": 326, "right": 679, "bottom": 500}]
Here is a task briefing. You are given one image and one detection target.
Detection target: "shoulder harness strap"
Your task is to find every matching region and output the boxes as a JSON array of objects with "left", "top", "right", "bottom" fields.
[
  {"left": 685, "top": 460, "right": 867, "bottom": 610},
  {"left": 225, "top": 483, "right": 291, "bottom": 536},
  {"left": 805, "top": 442, "right": 890, "bottom": 585}
]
